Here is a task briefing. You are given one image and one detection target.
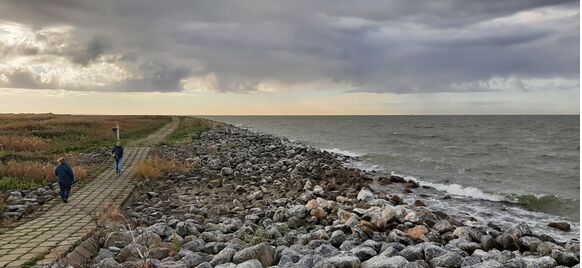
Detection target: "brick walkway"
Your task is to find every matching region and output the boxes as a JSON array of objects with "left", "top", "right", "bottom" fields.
[{"left": 0, "top": 117, "right": 179, "bottom": 267}]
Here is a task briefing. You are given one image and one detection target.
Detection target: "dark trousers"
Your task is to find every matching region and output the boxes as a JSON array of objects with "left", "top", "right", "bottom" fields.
[{"left": 59, "top": 181, "right": 72, "bottom": 201}]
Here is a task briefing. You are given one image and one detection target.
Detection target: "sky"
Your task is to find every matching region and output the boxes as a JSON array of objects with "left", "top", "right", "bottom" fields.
[{"left": 0, "top": 0, "right": 579, "bottom": 115}]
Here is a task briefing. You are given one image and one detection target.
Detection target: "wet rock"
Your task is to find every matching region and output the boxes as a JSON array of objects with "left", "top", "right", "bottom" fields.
[
  {"left": 537, "top": 241, "right": 561, "bottom": 255},
  {"left": 361, "top": 255, "right": 408, "bottom": 268},
  {"left": 434, "top": 220, "right": 454, "bottom": 234},
  {"left": 548, "top": 222, "right": 571, "bottom": 232},
  {"left": 517, "top": 236, "right": 541, "bottom": 252},
  {"left": 495, "top": 233, "right": 519, "bottom": 251},
  {"left": 357, "top": 188, "right": 375, "bottom": 202},
  {"left": 479, "top": 235, "right": 498, "bottom": 251},
  {"left": 551, "top": 249, "right": 579, "bottom": 266}
]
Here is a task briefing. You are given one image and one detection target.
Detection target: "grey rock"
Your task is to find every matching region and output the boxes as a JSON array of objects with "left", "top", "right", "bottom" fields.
[
  {"left": 135, "top": 231, "right": 162, "bottom": 247},
  {"left": 400, "top": 245, "right": 424, "bottom": 261},
  {"left": 504, "top": 256, "right": 557, "bottom": 268},
  {"left": 465, "top": 260, "right": 504, "bottom": 268},
  {"left": 195, "top": 263, "right": 212, "bottom": 268},
  {"left": 479, "top": 235, "right": 498, "bottom": 251},
  {"left": 117, "top": 243, "right": 146, "bottom": 263},
  {"left": 183, "top": 252, "right": 212, "bottom": 267},
  {"left": 330, "top": 230, "right": 347, "bottom": 248},
  {"left": 350, "top": 246, "right": 377, "bottom": 262},
  {"left": 221, "top": 167, "right": 233, "bottom": 176},
  {"left": 157, "top": 261, "right": 188, "bottom": 268},
  {"left": 95, "top": 257, "right": 122, "bottom": 268},
  {"left": 449, "top": 238, "right": 481, "bottom": 254},
  {"left": 176, "top": 221, "right": 198, "bottom": 237},
  {"left": 182, "top": 239, "right": 206, "bottom": 252},
  {"left": 538, "top": 242, "right": 561, "bottom": 256},
  {"left": 403, "top": 260, "right": 429, "bottom": 268},
  {"left": 429, "top": 252, "right": 463, "bottom": 268},
  {"left": 434, "top": 220, "right": 454, "bottom": 234},
  {"left": 95, "top": 249, "right": 115, "bottom": 263},
  {"left": 422, "top": 243, "right": 447, "bottom": 262},
  {"left": 551, "top": 249, "right": 579, "bottom": 266},
  {"left": 461, "top": 256, "right": 482, "bottom": 266},
  {"left": 315, "top": 244, "right": 340, "bottom": 257},
  {"left": 235, "top": 259, "right": 262, "bottom": 268},
  {"left": 232, "top": 242, "right": 274, "bottom": 267},
  {"left": 361, "top": 255, "right": 409, "bottom": 268},
  {"left": 279, "top": 247, "right": 302, "bottom": 264},
  {"left": 357, "top": 188, "right": 375, "bottom": 202},
  {"left": 296, "top": 254, "right": 326, "bottom": 268},
  {"left": 210, "top": 247, "right": 238, "bottom": 266},
  {"left": 496, "top": 233, "right": 519, "bottom": 251},
  {"left": 326, "top": 254, "right": 361, "bottom": 268},
  {"left": 146, "top": 223, "right": 173, "bottom": 239},
  {"left": 507, "top": 222, "right": 532, "bottom": 239},
  {"left": 517, "top": 236, "right": 542, "bottom": 252}
]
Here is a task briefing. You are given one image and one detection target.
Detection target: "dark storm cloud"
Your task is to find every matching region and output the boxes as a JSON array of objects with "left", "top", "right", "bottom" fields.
[{"left": 0, "top": 0, "right": 578, "bottom": 93}]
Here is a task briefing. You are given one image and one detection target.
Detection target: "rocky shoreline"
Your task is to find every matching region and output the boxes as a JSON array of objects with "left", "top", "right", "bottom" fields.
[{"left": 90, "top": 123, "right": 579, "bottom": 268}]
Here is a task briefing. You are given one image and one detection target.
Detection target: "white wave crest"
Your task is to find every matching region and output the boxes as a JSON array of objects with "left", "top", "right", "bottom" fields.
[
  {"left": 322, "top": 148, "right": 365, "bottom": 158},
  {"left": 395, "top": 173, "right": 505, "bottom": 202}
]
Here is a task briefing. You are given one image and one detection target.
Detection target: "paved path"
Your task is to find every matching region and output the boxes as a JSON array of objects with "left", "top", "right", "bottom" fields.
[{"left": 0, "top": 118, "right": 179, "bottom": 267}]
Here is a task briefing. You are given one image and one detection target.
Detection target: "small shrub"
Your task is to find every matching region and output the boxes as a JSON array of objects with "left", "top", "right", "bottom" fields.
[
  {"left": 135, "top": 162, "right": 162, "bottom": 180},
  {"left": 95, "top": 203, "right": 125, "bottom": 227}
]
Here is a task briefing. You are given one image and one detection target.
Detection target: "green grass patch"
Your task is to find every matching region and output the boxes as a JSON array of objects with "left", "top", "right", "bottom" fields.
[
  {"left": 164, "top": 117, "right": 211, "bottom": 145},
  {"left": 0, "top": 177, "right": 40, "bottom": 191}
]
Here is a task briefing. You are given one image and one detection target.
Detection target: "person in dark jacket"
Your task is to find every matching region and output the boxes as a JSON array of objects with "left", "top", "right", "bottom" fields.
[
  {"left": 54, "top": 157, "right": 75, "bottom": 203},
  {"left": 112, "top": 141, "right": 124, "bottom": 176}
]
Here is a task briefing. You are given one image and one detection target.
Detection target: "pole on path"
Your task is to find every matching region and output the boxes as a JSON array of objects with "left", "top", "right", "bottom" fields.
[{"left": 112, "top": 124, "right": 120, "bottom": 141}]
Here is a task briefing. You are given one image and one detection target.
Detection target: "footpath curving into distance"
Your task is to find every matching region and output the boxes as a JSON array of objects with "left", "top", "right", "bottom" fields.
[{"left": 0, "top": 117, "right": 179, "bottom": 268}]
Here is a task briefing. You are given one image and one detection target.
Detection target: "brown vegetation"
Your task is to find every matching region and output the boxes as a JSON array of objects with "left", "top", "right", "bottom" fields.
[{"left": 135, "top": 158, "right": 189, "bottom": 180}]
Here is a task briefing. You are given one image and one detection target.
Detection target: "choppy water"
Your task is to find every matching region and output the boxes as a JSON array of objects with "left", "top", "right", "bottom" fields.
[{"left": 204, "top": 115, "right": 580, "bottom": 240}]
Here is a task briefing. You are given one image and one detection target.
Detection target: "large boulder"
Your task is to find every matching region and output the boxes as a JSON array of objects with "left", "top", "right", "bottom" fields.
[{"left": 232, "top": 242, "right": 275, "bottom": 267}]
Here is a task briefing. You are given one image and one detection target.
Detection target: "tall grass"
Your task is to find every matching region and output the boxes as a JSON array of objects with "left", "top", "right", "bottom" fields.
[
  {"left": 0, "top": 136, "right": 49, "bottom": 152},
  {"left": 0, "top": 161, "right": 88, "bottom": 184},
  {"left": 135, "top": 158, "right": 189, "bottom": 180}
]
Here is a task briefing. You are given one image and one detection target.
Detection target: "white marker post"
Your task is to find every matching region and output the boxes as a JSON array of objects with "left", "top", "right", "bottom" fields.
[{"left": 112, "top": 124, "right": 120, "bottom": 141}]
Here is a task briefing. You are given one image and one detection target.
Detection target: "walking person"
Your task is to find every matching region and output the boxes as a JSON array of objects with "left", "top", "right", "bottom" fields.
[
  {"left": 112, "top": 141, "right": 124, "bottom": 176},
  {"left": 54, "top": 157, "right": 75, "bottom": 203}
]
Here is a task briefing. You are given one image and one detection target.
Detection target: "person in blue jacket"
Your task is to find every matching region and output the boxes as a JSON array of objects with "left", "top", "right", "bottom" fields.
[
  {"left": 54, "top": 157, "right": 75, "bottom": 203},
  {"left": 112, "top": 141, "right": 124, "bottom": 176}
]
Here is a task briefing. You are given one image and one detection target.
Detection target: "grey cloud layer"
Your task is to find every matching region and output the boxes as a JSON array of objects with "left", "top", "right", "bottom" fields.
[{"left": 0, "top": 0, "right": 578, "bottom": 93}]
